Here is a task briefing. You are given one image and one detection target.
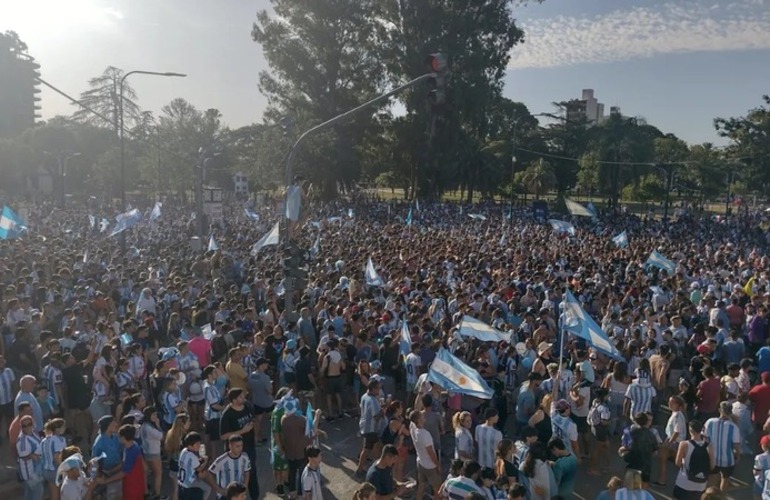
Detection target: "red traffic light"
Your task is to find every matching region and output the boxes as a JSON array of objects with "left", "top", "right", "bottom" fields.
[{"left": 426, "top": 53, "right": 447, "bottom": 73}]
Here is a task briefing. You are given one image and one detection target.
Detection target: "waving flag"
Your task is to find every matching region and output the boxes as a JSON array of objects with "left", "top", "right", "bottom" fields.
[
  {"left": 305, "top": 402, "right": 315, "bottom": 437},
  {"left": 0, "top": 206, "right": 26, "bottom": 239},
  {"left": 348, "top": 208, "right": 354, "bottom": 218},
  {"left": 405, "top": 207, "right": 412, "bottom": 226},
  {"left": 645, "top": 249, "right": 676, "bottom": 274},
  {"left": 468, "top": 213, "right": 487, "bottom": 221},
  {"left": 612, "top": 230, "right": 629, "bottom": 248},
  {"left": 244, "top": 208, "right": 260, "bottom": 221},
  {"left": 549, "top": 219, "right": 576, "bottom": 236},
  {"left": 88, "top": 215, "right": 96, "bottom": 229},
  {"left": 285, "top": 185, "right": 302, "bottom": 221},
  {"left": 99, "top": 218, "right": 110, "bottom": 233},
  {"left": 109, "top": 208, "right": 142, "bottom": 237},
  {"left": 310, "top": 231, "right": 321, "bottom": 257},
  {"left": 565, "top": 198, "right": 595, "bottom": 217},
  {"left": 149, "top": 202, "right": 162, "bottom": 222},
  {"left": 208, "top": 235, "right": 218, "bottom": 252},
  {"left": 458, "top": 315, "right": 511, "bottom": 343},
  {"left": 427, "top": 348, "right": 494, "bottom": 399},
  {"left": 251, "top": 222, "right": 280, "bottom": 255},
  {"left": 400, "top": 319, "right": 411, "bottom": 357},
  {"left": 562, "top": 291, "right": 623, "bottom": 360},
  {"left": 365, "top": 257, "right": 384, "bottom": 287},
  {"left": 744, "top": 276, "right": 755, "bottom": 297}
]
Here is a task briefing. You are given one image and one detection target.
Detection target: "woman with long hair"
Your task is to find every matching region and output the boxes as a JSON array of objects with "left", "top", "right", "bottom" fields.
[
  {"left": 452, "top": 410, "right": 474, "bottom": 461},
  {"left": 603, "top": 360, "right": 631, "bottom": 435},
  {"left": 381, "top": 401, "right": 410, "bottom": 480},
  {"left": 596, "top": 476, "right": 623, "bottom": 500},
  {"left": 615, "top": 469, "right": 654, "bottom": 500},
  {"left": 164, "top": 413, "right": 190, "bottom": 500},
  {"left": 166, "top": 312, "right": 182, "bottom": 340},
  {"left": 528, "top": 394, "right": 553, "bottom": 445},
  {"left": 495, "top": 439, "right": 517, "bottom": 487},
  {"left": 141, "top": 406, "right": 164, "bottom": 500},
  {"left": 119, "top": 392, "right": 146, "bottom": 424},
  {"left": 520, "top": 442, "right": 550, "bottom": 500}
]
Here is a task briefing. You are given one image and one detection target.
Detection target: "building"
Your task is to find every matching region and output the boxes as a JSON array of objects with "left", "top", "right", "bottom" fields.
[
  {"left": 565, "top": 89, "right": 605, "bottom": 126},
  {"left": 0, "top": 33, "right": 41, "bottom": 137},
  {"left": 233, "top": 172, "right": 249, "bottom": 196}
]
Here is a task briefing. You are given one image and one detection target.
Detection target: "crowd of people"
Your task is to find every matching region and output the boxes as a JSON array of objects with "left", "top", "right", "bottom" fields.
[{"left": 1, "top": 192, "right": 770, "bottom": 500}]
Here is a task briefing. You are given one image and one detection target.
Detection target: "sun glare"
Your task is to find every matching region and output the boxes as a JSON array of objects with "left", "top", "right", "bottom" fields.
[{"left": 2, "top": 0, "right": 123, "bottom": 42}]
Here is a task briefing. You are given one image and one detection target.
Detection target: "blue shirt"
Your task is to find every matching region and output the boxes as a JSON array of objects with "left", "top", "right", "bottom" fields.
[
  {"left": 552, "top": 453, "right": 578, "bottom": 498},
  {"left": 758, "top": 347, "right": 770, "bottom": 375},
  {"left": 92, "top": 433, "right": 122, "bottom": 470},
  {"left": 121, "top": 443, "right": 142, "bottom": 474},
  {"left": 41, "top": 435, "right": 66, "bottom": 471},
  {"left": 14, "top": 391, "right": 43, "bottom": 432},
  {"left": 177, "top": 448, "right": 202, "bottom": 488}
]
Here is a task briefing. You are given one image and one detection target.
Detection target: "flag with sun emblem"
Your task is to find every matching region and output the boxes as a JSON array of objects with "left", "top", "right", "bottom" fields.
[
  {"left": 562, "top": 291, "right": 622, "bottom": 360},
  {"left": 427, "top": 348, "right": 494, "bottom": 399}
]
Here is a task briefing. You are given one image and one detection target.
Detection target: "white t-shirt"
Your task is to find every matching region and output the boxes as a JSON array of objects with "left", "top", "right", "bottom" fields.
[
  {"left": 666, "top": 411, "right": 687, "bottom": 442},
  {"left": 571, "top": 386, "right": 591, "bottom": 417},
  {"left": 405, "top": 353, "right": 422, "bottom": 386},
  {"left": 410, "top": 424, "right": 437, "bottom": 469},
  {"left": 60, "top": 475, "right": 88, "bottom": 500}
]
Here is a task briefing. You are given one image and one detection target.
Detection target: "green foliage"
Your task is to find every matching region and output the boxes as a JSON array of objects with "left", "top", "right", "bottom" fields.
[{"left": 520, "top": 158, "right": 556, "bottom": 200}]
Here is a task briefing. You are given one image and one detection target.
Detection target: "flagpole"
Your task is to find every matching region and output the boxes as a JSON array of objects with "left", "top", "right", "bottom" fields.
[{"left": 558, "top": 298, "right": 566, "bottom": 376}]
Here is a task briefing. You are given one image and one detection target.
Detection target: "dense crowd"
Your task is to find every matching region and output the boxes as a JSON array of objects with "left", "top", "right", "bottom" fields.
[{"left": 2, "top": 193, "right": 770, "bottom": 500}]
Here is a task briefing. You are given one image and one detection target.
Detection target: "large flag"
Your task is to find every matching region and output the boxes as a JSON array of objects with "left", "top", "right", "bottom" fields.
[
  {"left": 0, "top": 206, "right": 26, "bottom": 239},
  {"left": 645, "top": 249, "right": 676, "bottom": 274},
  {"left": 149, "top": 202, "right": 162, "bottom": 222},
  {"left": 365, "top": 257, "right": 384, "bottom": 287},
  {"left": 612, "top": 230, "right": 629, "bottom": 248},
  {"left": 285, "top": 185, "right": 302, "bottom": 221},
  {"left": 399, "top": 319, "right": 411, "bottom": 357},
  {"left": 549, "top": 219, "right": 576, "bottom": 236},
  {"left": 109, "top": 208, "right": 142, "bottom": 237},
  {"left": 427, "top": 348, "right": 494, "bottom": 399},
  {"left": 562, "top": 291, "right": 623, "bottom": 360},
  {"left": 251, "top": 222, "right": 280, "bottom": 255},
  {"left": 458, "top": 315, "right": 511, "bottom": 343},
  {"left": 564, "top": 198, "right": 595, "bottom": 217},
  {"left": 405, "top": 207, "right": 412, "bottom": 226},
  {"left": 208, "top": 235, "right": 219, "bottom": 252}
]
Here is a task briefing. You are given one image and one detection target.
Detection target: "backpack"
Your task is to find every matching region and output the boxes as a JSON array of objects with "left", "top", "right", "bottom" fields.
[
  {"left": 686, "top": 440, "right": 710, "bottom": 483},
  {"left": 587, "top": 402, "right": 604, "bottom": 427}
]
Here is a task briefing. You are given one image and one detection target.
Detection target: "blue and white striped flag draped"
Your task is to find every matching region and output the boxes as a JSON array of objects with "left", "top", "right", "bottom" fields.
[
  {"left": 109, "top": 208, "right": 142, "bottom": 237},
  {"left": 88, "top": 215, "right": 96, "bottom": 229},
  {"left": 149, "top": 202, "right": 162, "bottom": 222},
  {"left": 285, "top": 185, "right": 302, "bottom": 221},
  {"left": 405, "top": 207, "right": 412, "bottom": 226},
  {"left": 208, "top": 235, "right": 218, "bottom": 252},
  {"left": 399, "top": 319, "right": 411, "bottom": 357},
  {"left": 612, "top": 230, "right": 629, "bottom": 248},
  {"left": 549, "top": 219, "right": 576, "bottom": 236},
  {"left": 0, "top": 206, "right": 26, "bottom": 239},
  {"left": 562, "top": 291, "right": 623, "bottom": 360},
  {"left": 458, "top": 315, "right": 512, "bottom": 343},
  {"left": 305, "top": 402, "right": 314, "bottom": 437},
  {"left": 251, "top": 222, "right": 280, "bottom": 255},
  {"left": 427, "top": 348, "right": 494, "bottom": 399},
  {"left": 564, "top": 198, "right": 595, "bottom": 217},
  {"left": 468, "top": 213, "right": 487, "bottom": 221},
  {"left": 365, "top": 257, "right": 384, "bottom": 287},
  {"left": 645, "top": 249, "right": 676, "bottom": 274},
  {"left": 587, "top": 202, "right": 597, "bottom": 217},
  {"left": 99, "top": 218, "right": 110, "bottom": 233},
  {"left": 244, "top": 208, "right": 260, "bottom": 221}
]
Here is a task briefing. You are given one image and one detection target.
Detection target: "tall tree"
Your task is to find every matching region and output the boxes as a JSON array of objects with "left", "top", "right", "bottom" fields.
[
  {"left": 72, "top": 66, "right": 141, "bottom": 132},
  {"left": 520, "top": 158, "right": 556, "bottom": 200},
  {"left": 714, "top": 95, "right": 770, "bottom": 189}
]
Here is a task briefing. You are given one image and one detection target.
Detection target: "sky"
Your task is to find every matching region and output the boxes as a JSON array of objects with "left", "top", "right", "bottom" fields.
[{"left": 3, "top": 0, "right": 770, "bottom": 146}]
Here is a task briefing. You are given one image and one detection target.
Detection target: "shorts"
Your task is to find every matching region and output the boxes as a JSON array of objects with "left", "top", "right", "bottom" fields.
[
  {"left": 271, "top": 451, "right": 288, "bottom": 471},
  {"left": 713, "top": 465, "right": 734, "bottom": 477},
  {"left": 591, "top": 424, "right": 609, "bottom": 442},
  {"left": 145, "top": 452, "right": 161, "bottom": 461},
  {"left": 417, "top": 464, "right": 441, "bottom": 486},
  {"left": 254, "top": 404, "right": 274, "bottom": 416},
  {"left": 572, "top": 415, "right": 589, "bottom": 434},
  {"left": 325, "top": 376, "right": 343, "bottom": 394},
  {"left": 363, "top": 432, "right": 380, "bottom": 450},
  {"left": 205, "top": 419, "right": 221, "bottom": 441}
]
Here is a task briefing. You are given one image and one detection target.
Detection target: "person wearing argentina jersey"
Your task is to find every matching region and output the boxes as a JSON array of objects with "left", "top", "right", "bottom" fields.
[
  {"left": 623, "top": 369, "right": 656, "bottom": 420},
  {"left": 0, "top": 355, "right": 16, "bottom": 432},
  {"left": 548, "top": 373, "right": 580, "bottom": 460},
  {"left": 177, "top": 431, "right": 212, "bottom": 500},
  {"left": 208, "top": 435, "right": 251, "bottom": 499},
  {"left": 16, "top": 414, "right": 44, "bottom": 500},
  {"left": 40, "top": 418, "right": 66, "bottom": 500},
  {"left": 704, "top": 401, "right": 741, "bottom": 493},
  {"left": 475, "top": 408, "right": 503, "bottom": 469},
  {"left": 203, "top": 365, "right": 225, "bottom": 458}
]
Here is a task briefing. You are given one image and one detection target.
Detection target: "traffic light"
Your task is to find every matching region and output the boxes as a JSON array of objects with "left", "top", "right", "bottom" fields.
[
  {"left": 282, "top": 242, "right": 309, "bottom": 282},
  {"left": 425, "top": 53, "right": 447, "bottom": 106}
]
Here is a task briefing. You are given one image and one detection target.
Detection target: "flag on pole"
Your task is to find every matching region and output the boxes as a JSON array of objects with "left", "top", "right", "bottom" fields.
[
  {"left": 99, "top": 218, "right": 110, "bottom": 233},
  {"left": 0, "top": 206, "right": 26, "bottom": 239},
  {"left": 244, "top": 208, "right": 260, "bottom": 221},
  {"left": 109, "top": 208, "right": 142, "bottom": 237},
  {"left": 645, "top": 249, "right": 676, "bottom": 274},
  {"left": 468, "top": 213, "right": 487, "bottom": 221},
  {"left": 458, "top": 315, "right": 512, "bottom": 343},
  {"left": 208, "top": 235, "right": 218, "bottom": 252},
  {"left": 251, "top": 222, "right": 280, "bottom": 255},
  {"left": 285, "top": 185, "right": 302, "bottom": 221},
  {"left": 427, "top": 348, "right": 494, "bottom": 399},
  {"left": 149, "top": 202, "right": 162, "bottom": 222},
  {"left": 399, "top": 319, "right": 411, "bottom": 357},
  {"left": 549, "top": 219, "right": 576, "bottom": 236},
  {"left": 562, "top": 291, "right": 623, "bottom": 360},
  {"left": 612, "top": 230, "right": 629, "bottom": 248},
  {"left": 405, "top": 207, "right": 412, "bottom": 226},
  {"left": 564, "top": 198, "right": 595, "bottom": 217},
  {"left": 744, "top": 277, "right": 755, "bottom": 297},
  {"left": 365, "top": 257, "right": 384, "bottom": 287}
]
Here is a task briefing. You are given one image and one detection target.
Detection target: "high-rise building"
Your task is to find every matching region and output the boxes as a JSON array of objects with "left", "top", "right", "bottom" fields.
[
  {"left": 565, "top": 89, "right": 606, "bottom": 126},
  {"left": 0, "top": 33, "right": 41, "bottom": 137}
]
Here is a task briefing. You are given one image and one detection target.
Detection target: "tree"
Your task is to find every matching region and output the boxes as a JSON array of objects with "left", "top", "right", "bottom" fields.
[
  {"left": 375, "top": 171, "right": 400, "bottom": 194},
  {"left": 1, "top": 30, "right": 28, "bottom": 53},
  {"left": 576, "top": 151, "right": 600, "bottom": 196},
  {"left": 714, "top": 95, "right": 770, "bottom": 189},
  {"left": 520, "top": 158, "right": 556, "bottom": 200},
  {"left": 72, "top": 66, "right": 141, "bottom": 132}
]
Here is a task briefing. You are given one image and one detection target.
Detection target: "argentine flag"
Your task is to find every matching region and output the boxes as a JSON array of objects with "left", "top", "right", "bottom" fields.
[
  {"left": 305, "top": 402, "right": 315, "bottom": 437},
  {"left": 244, "top": 208, "right": 260, "bottom": 221},
  {"left": 109, "top": 208, "right": 142, "bottom": 237},
  {"left": 399, "top": 319, "right": 411, "bottom": 357},
  {"left": 612, "top": 230, "right": 629, "bottom": 248},
  {"left": 564, "top": 198, "right": 594, "bottom": 217},
  {"left": 149, "top": 202, "right": 162, "bottom": 222},
  {"left": 251, "top": 222, "right": 280, "bottom": 255},
  {"left": 562, "top": 291, "right": 623, "bottom": 360},
  {"left": 645, "top": 249, "right": 676, "bottom": 274},
  {"left": 458, "top": 315, "right": 511, "bottom": 343},
  {"left": 0, "top": 206, "right": 26, "bottom": 239},
  {"left": 88, "top": 215, "right": 96, "bottom": 229},
  {"left": 427, "top": 348, "right": 494, "bottom": 399},
  {"left": 208, "top": 235, "right": 219, "bottom": 251},
  {"left": 549, "top": 219, "right": 576, "bottom": 236},
  {"left": 365, "top": 257, "right": 384, "bottom": 287}
]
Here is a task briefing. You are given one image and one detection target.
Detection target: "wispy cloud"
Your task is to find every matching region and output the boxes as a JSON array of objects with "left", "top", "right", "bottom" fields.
[{"left": 509, "top": 0, "right": 770, "bottom": 69}]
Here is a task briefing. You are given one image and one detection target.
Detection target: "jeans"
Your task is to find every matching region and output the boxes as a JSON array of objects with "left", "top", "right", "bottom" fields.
[
  {"left": 24, "top": 477, "right": 43, "bottom": 500},
  {"left": 246, "top": 445, "right": 260, "bottom": 499},
  {"left": 288, "top": 458, "right": 307, "bottom": 494}
]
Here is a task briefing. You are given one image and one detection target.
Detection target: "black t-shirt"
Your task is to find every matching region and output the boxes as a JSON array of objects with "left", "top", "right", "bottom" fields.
[
  {"left": 295, "top": 357, "right": 314, "bottom": 391},
  {"left": 365, "top": 461, "right": 394, "bottom": 495},
  {"left": 219, "top": 404, "right": 256, "bottom": 449},
  {"left": 263, "top": 334, "right": 286, "bottom": 366},
  {"left": 62, "top": 363, "right": 91, "bottom": 410}
]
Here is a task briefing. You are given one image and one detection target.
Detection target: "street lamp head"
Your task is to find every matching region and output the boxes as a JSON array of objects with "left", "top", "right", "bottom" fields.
[{"left": 163, "top": 72, "right": 187, "bottom": 78}]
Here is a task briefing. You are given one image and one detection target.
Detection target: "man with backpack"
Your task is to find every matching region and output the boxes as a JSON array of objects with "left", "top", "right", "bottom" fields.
[
  {"left": 673, "top": 420, "right": 714, "bottom": 499},
  {"left": 704, "top": 401, "right": 741, "bottom": 493}
]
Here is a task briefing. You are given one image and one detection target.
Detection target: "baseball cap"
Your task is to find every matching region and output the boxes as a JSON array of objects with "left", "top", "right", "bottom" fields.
[
  {"left": 555, "top": 399, "right": 570, "bottom": 412},
  {"left": 761, "top": 435, "right": 770, "bottom": 448}
]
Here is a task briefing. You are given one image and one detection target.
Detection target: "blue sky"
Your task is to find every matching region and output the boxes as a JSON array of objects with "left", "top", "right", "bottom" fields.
[{"left": 3, "top": 0, "right": 770, "bottom": 145}]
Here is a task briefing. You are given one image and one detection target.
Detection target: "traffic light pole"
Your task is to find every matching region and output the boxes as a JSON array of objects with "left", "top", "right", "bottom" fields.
[{"left": 282, "top": 71, "right": 438, "bottom": 318}]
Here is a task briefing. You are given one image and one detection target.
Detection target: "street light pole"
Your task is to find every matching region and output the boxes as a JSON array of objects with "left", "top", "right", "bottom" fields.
[{"left": 62, "top": 152, "right": 80, "bottom": 208}]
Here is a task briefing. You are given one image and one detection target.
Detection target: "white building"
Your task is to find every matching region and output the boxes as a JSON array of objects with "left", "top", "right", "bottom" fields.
[
  {"left": 566, "top": 89, "right": 607, "bottom": 125},
  {"left": 232, "top": 172, "right": 249, "bottom": 196}
]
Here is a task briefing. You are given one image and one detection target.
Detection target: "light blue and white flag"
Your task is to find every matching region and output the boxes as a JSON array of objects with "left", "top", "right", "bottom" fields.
[
  {"left": 612, "top": 230, "right": 629, "bottom": 248},
  {"left": 399, "top": 319, "right": 411, "bottom": 357},
  {"left": 348, "top": 208, "right": 354, "bottom": 218},
  {"left": 427, "top": 348, "right": 494, "bottom": 399},
  {"left": 405, "top": 207, "right": 412, "bottom": 226},
  {"left": 88, "top": 215, "right": 96, "bottom": 229},
  {"left": 0, "top": 206, "right": 26, "bottom": 239},
  {"left": 244, "top": 208, "right": 260, "bottom": 221},
  {"left": 109, "top": 208, "right": 142, "bottom": 237},
  {"left": 645, "top": 249, "right": 676, "bottom": 274},
  {"left": 285, "top": 185, "right": 302, "bottom": 221},
  {"left": 562, "top": 291, "right": 623, "bottom": 360},
  {"left": 549, "top": 219, "right": 576, "bottom": 236},
  {"left": 99, "top": 218, "right": 110, "bottom": 233},
  {"left": 468, "top": 213, "right": 487, "bottom": 221},
  {"left": 305, "top": 402, "right": 315, "bottom": 437},
  {"left": 587, "top": 202, "right": 598, "bottom": 217},
  {"left": 365, "top": 257, "right": 384, "bottom": 287},
  {"left": 310, "top": 231, "right": 320, "bottom": 257},
  {"left": 458, "top": 315, "right": 511, "bottom": 343},
  {"left": 564, "top": 198, "right": 594, "bottom": 217},
  {"left": 415, "top": 199, "right": 420, "bottom": 212},
  {"left": 149, "top": 202, "right": 162, "bottom": 222},
  {"left": 208, "top": 235, "right": 218, "bottom": 252},
  {"left": 251, "top": 222, "right": 280, "bottom": 255}
]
